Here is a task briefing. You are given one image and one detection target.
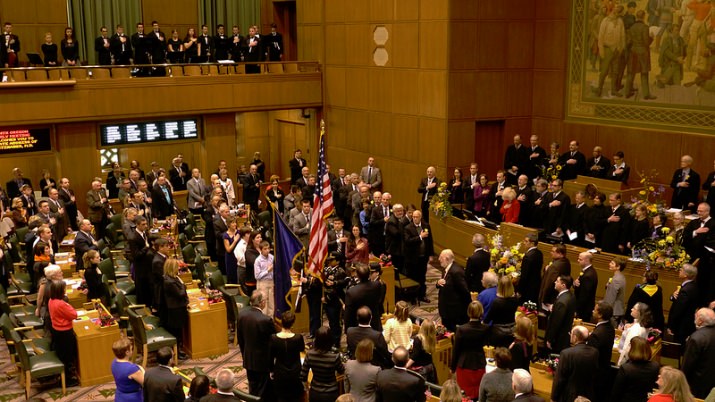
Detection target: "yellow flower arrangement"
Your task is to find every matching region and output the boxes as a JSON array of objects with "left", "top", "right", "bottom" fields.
[
  {"left": 486, "top": 234, "right": 523, "bottom": 279},
  {"left": 429, "top": 181, "right": 453, "bottom": 221}
]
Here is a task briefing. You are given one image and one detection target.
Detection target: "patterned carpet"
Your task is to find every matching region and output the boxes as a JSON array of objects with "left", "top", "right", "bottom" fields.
[{"left": 0, "top": 264, "right": 443, "bottom": 401}]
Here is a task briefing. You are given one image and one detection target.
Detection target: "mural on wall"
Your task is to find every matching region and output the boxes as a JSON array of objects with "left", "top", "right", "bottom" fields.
[{"left": 567, "top": 0, "right": 715, "bottom": 133}]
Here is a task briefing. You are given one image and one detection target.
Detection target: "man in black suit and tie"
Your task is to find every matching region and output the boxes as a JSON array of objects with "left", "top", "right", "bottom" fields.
[
  {"left": 229, "top": 25, "right": 245, "bottom": 62},
  {"left": 544, "top": 179, "right": 570, "bottom": 236},
  {"left": 668, "top": 263, "right": 699, "bottom": 345},
  {"left": 243, "top": 164, "right": 262, "bottom": 212},
  {"left": 587, "top": 301, "right": 616, "bottom": 402},
  {"left": 464, "top": 163, "right": 480, "bottom": 211},
  {"left": 244, "top": 25, "right": 262, "bottom": 73},
  {"left": 47, "top": 189, "right": 68, "bottom": 241},
  {"left": 110, "top": 25, "right": 132, "bottom": 65},
  {"left": 198, "top": 25, "right": 214, "bottom": 62},
  {"left": 327, "top": 217, "right": 348, "bottom": 264},
  {"left": 512, "top": 369, "right": 546, "bottom": 402},
  {"left": 344, "top": 265, "right": 383, "bottom": 332},
  {"left": 131, "top": 22, "right": 150, "bottom": 65},
  {"left": 436, "top": 249, "right": 471, "bottom": 331},
  {"left": 558, "top": 140, "right": 587, "bottom": 181},
  {"left": 574, "top": 252, "right": 598, "bottom": 322},
  {"left": 128, "top": 216, "right": 154, "bottom": 307},
  {"left": 368, "top": 193, "right": 391, "bottom": 257},
  {"left": 169, "top": 157, "right": 187, "bottom": 191},
  {"left": 212, "top": 204, "right": 230, "bottom": 275},
  {"left": 527, "top": 134, "right": 548, "bottom": 181},
  {"left": 565, "top": 191, "right": 588, "bottom": 247},
  {"left": 151, "top": 176, "right": 175, "bottom": 220},
  {"left": 551, "top": 326, "right": 599, "bottom": 402},
  {"left": 530, "top": 179, "right": 550, "bottom": 229},
  {"left": 237, "top": 291, "right": 276, "bottom": 400},
  {"left": 545, "top": 275, "right": 577, "bottom": 353},
  {"left": 95, "top": 26, "right": 112, "bottom": 65},
  {"left": 289, "top": 149, "right": 308, "bottom": 184},
  {"left": 385, "top": 203, "right": 409, "bottom": 274},
  {"left": 703, "top": 159, "right": 715, "bottom": 208},
  {"left": 375, "top": 347, "right": 425, "bottom": 402},
  {"left": 682, "top": 308, "right": 715, "bottom": 399},
  {"left": 147, "top": 21, "right": 167, "bottom": 66},
  {"left": 682, "top": 203, "right": 715, "bottom": 304},
  {"left": 58, "top": 178, "right": 78, "bottom": 230},
  {"left": 346, "top": 306, "right": 392, "bottom": 368},
  {"left": 201, "top": 369, "right": 241, "bottom": 401},
  {"left": 143, "top": 347, "right": 184, "bottom": 401},
  {"left": 670, "top": 155, "right": 701, "bottom": 211},
  {"left": 6, "top": 167, "right": 32, "bottom": 200},
  {"left": 539, "top": 244, "right": 571, "bottom": 309},
  {"left": 404, "top": 210, "right": 433, "bottom": 304},
  {"left": 518, "top": 234, "right": 543, "bottom": 304},
  {"left": 515, "top": 174, "right": 533, "bottom": 223},
  {"left": 152, "top": 239, "right": 170, "bottom": 317},
  {"left": 586, "top": 146, "right": 611, "bottom": 179},
  {"left": 417, "top": 166, "right": 439, "bottom": 222},
  {"left": 488, "top": 171, "right": 509, "bottom": 224},
  {"left": 465, "top": 233, "right": 490, "bottom": 292},
  {"left": 601, "top": 193, "right": 631, "bottom": 255},
  {"left": 605, "top": 151, "right": 631, "bottom": 184},
  {"left": 213, "top": 25, "right": 231, "bottom": 61},
  {"left": 74, "top": 219, "right": 99, "bottom": 272},
  {"left": 504, "top": 134, "right": 530, "bottom": 185}
]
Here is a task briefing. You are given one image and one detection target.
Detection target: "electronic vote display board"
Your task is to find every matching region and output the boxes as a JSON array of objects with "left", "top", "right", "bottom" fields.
[
  {"left": 0, "top": 128, "right": 52, "bottom": 154},
  {"left": 99, "top": 118, "right": 199, "bottom": 147}
]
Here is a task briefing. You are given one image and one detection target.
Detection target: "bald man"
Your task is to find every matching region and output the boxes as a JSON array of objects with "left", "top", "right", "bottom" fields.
[
  {"left": 682, "top": 308, "right": 715, "bottom": 398},
  {"left": 551, "top": 325, "right": 599, "bottom": 402},
  {"left": 417, "top": 166, "right": 440, "bottom": 222}
]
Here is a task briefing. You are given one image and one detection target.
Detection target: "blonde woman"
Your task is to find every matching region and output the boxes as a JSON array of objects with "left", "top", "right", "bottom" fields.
[
  {"left": 509, "top": 315, "right": 535, "bottom": 372},
  {"left": 485, "top": 275, "right": 519, "bottom": 347},
  {"left": 383, "top": 301, "right": 413, "bottom": 352},
  {"left": 407, "top": 318, "right": 437, "bottom": 383},
  {"left": 648, "top": 366, "right": 694, "bottom": 402},
  {"left": 218, "top": 168, "right": 235, "bottom": 207},
  {"left": 162, "top": 258, "right": 189, "bottom": 360},
  {"left": 499, "top": 187, "right": 520, "bottom": 223},
  {"left": 440, "top": 378, "right": 464, "bottom": 402}
]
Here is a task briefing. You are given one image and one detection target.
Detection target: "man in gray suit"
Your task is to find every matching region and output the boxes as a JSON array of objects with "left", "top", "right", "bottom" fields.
[
  {"left": 359, "top": 156, "right": 382, "bottom": 191},
  {"left": 291, "top": 199, "right": 312, "bottom": 249},
  {"left": 186, "top": 168, "right": 208, "bottom": 215}
]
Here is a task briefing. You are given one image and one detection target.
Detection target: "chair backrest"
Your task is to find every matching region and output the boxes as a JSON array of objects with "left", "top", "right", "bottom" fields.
[
  {"left": 15, "top": 227, "right": 29, "bottom": 246},
  {"left": 181, "top": 244, "right": 196, "bottom": 263},
  {"left": 178, "top": 233, "right": 187, "bottom": 249},
  {"left": 183, "top": 224, "right": 195, "bottom": 241},
  {"left": 267, "top": 63, "right": 284, "bottom": 74},
  {"left": 127, "top": 307, "right": 147, "bottom": 345},
  {"left": 100, "top": 247, "right": 111, "bottom": 260},
  {"left": 10, "top": 329, "right": 31, "bottom": 369},
  {"left": 10, "top": 70, "right": 26, "bottom": 82},
  {"left": 98, "top": 258, "right": 116, "bottom": 282},
  {"left": 233, "top": 64, "right": 245, "bottom": 74},
  {"left": 6, "top": 235, "right": 21, "bottom": 264},
  {"left": 209, "top": 270, "right": 226, "bottom": 290},
  {"left": 183, "top": 65, "right": 202, "bottom": 76},
  {"left": 110, "top": 214, "right": 123, "bottom": 227},
  {"left": 69, "top": 68, "right": 88, "bottom": 79},
  {"left": 97, "top": 238, "right": 107, "bottom": 250},
  {"left": 111, "top": 67, "right": 131, "bottom": 79},
  {"left": 220, "top": 289, "right": 239, "bottom": 323},
  {"left": 0, "top": 313, "right": 14, "bottom": 346},
  {"left": 105, "top": 223, "right": 118, "bottom": 244}
]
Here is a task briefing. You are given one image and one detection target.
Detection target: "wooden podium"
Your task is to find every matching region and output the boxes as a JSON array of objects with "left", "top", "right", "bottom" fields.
[{"left": 563, "top": 175, "right": 643, "bottom": 205}]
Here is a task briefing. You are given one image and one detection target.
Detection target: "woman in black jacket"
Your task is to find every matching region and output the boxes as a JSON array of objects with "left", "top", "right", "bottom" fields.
[
  {"left": 452, "top": 300, "right": 489, "bottom": 400},
  {"left": 162, "top": 258, "right": 189, "bottom": 360},
  {"left": 610, "top": 336, "right": 660, "bottom": 402},
  {"left": 300, "top": 326, "right": 345, "bottom": 402},
  {"left": 625, "top": 270, "right": 664, "bottom": 330},
  {"left": 83, "top": 250, "right": 109, "bottom": 306},
  {"left": 485, "top": 276, "right": 519, "bottom": 347}
]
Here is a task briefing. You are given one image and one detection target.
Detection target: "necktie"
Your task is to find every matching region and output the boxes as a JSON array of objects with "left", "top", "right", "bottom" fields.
[
  {"left": 336, "top": 232, "right": 342, "bottom": 253},
  {"left": 368, "top": 167, "right": 372, "bottom": 182},
  {"left": 162, "top": 186, "right": 171, "bottom": 203},
  {"left": 384, "top": 206, "right": 388, "bottom": 217},
  {"left": 571, "top": 152, "right": 575, "bottom": 157}
]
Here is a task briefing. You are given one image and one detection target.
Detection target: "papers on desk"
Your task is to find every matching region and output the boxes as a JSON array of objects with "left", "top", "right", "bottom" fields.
[
  {"left": 666, "top": 208, "right": 682, "bottom": 213},
  {"left": 686, "top": 214, "right": 699, "bottom": 220}
]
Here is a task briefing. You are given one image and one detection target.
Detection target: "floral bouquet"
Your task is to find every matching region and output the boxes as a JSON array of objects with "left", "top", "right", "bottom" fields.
[
  {"left": 487, "top": 234, "right": 523, "bottom": 279},
  {"left": 633, "top": 233, "right": 689, "bottom": 271},
  {"left": 627, "top": 169, "right": 667, "bottom": 218},
  {"left": 544, "top": 354, "right": 559, "bottom": 375},
  {"left": 206, "top": 288, "right": 223, "bottom": 304},
  {"left": 541, "top": 163, "right": 562, "bottom": 181},
  {"left": 379, "top": 254, "right": 392, "bottom": 267},
  {"left": 517, "top": 300, "right": 538, "bottom": 316},
  {"left": 94, "top": 301, "right": 116, "bottom": 327},
  {"left": 647, "top": 328, "right": 662, "bottom": 344},
  {"left": 429, "top": 182, "right": 453, "bottom": 221},
  {"left": 435, "top": 323, "right": 451, "bottom": 340},
  {"left": 177, "top": 260, "right": 191, "bottom": 274}
]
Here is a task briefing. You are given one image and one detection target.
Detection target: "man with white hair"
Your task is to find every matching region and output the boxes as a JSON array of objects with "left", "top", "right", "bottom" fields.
[
  {"left": 436, "top": 249, "right": 470, "bottom": 331},
  {"left": 417, "top": 166, "right": 439, "bottom": 222},
  {"left": 512, "top": 369, "right": 545, "bottom": 402},
  {"left": 466, "top": 233, "right": 490, "bottom": 292},
  {"left": 385, "top": 203, "right": 409, "bottom": 273},
  {"left": 551, "top": 325, "right": 599, "bottom": 402},
  {"left": 668, "top": 263, "right": 699, "bottom": 344},
  {"left": 201, "top": 369, "right": 240, "bottom": 401},
  {"left": 670, "top": 154, "right": 701, "bottom": 211},
  {"left": 682, "top": 308, "right": 715, "bottom": 398},
  {"left": 369, "top": 191, "right": 390, "bottom": 257},
  {"left": 477, "top": 271, "right": 499, "bottom": 319}
]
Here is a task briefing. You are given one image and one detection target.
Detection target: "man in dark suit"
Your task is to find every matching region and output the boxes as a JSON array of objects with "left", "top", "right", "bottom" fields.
[
  {"left": 404, "top": 210, "right": 433, "bottom": 303},
  {"left": 198, "top": 25, "right": 214, "bottom": 62},
  {"left": 212, "top": 204, "right": 230, "bottom": 275},
  {"left": 670, "top": 155, "right": 701, "bottom": 211},
  {"left": 58, "top": 178, "right": 78, "bottom": 230},
  {"left": 264, "top": 23, "right": 284, "bottom": 61},
  {"left": 703, "top": 159, "right": 715, "bottom": 208},
  {"left": 47, "top": 189, "right": 68, "bottom": 241},
  {"left": 504, "top": 134, "right": 530, "bottom": 185},
  {"left": 152, "top": 239, "right": 170, "bottom": 318},
  {"left": 20, "top": 184, "right": 37, "bottom": 216},
  {"left": 539, "top": 244, "right": 571, "bottom": 309},
  {"left": 289, "top": 149, "right": 308, "bottom": 184},
  {"left": 291, "top": 199, "right": 312, "bottom": 249},
  {"left": 243, "top": 164, "right": 261, "bottom": 211},
  {"left": 488, "top": 171, "right": 509, "bottom": 224},
  {"left": 237, "top": 291, "right": 276, "bottom": 400},
  {"left": 151, "top": 176, "right": 175, "bottom": 220},
  {"left": 131, "top": 22, "right": 151, "bottom": 65},
  {"left": 327, "top": 217, "right": 348, "bottom": 264},
  {"left": 244, "top": 25, "right": 262, "bottom": 73},
  {"left": 545, "top": 275, "right": 577, "bottom": 353},
  {"left": 512, "top": 369, "right": 546, "bottom": 402},
  {"left": 95, "top": 26, "right": 112, "bottom": 65},
  {"left": 682, "top": 202, "right": 715, "bottom": 262},
  {"left": 565, "top": 191, "right": 589, "bottom": 247},
  {"left": 518, "top": 234, "right": 543, "bottom": 304},
  {"left": 586, "top": 146, "right": 611, "bottom": 178},
  {"left": 213, "top": 24, "right": 231, "bottom": 61},
  {"left": 558, "top": 140, "right": 587, "bottom": 180},
  {"left": 74, "top": 219, "right": 98, "bottom": 272},
  {"left": 587, "top": 301, "right": 616, "bottom": 402},
  {"left": 346, "top": 306, "right": 392, "bottom": 368},
  {"left": 344, "top": 265, "right": 383, "bottom": 332},
  {"left": 417, "top": 166, "right": 439, "bottom": 222},
  {"left": 514, "top": 174, "right": 533, "bottom": 224},
  {"left": 544, "top": 179, "right": 570, "bottom": 236},
  {"left": 529, "top": 179, "right": 550, "bottom": 229},
  {"left": 375, "top": 347, "right": 426, "bottom": 402},
  {"left": 682, "top": 308, "right": 715, "bottom": 399},
  {"left": 551, "top": 326, "right": 599, "bottom": 402},
  {"left": 464, "top": 163, "right": 480, "bottom": 211},
  {"left": 601, "top": 193, "right": 631, "bottom": 255},
  {"left": 574, "top": 252, "right": 598, "bottom": 322},
  {"left": 110, "top": 25, "right": 132, "bottom": 65},
  {"left": 606, "top": 151, "right": 631, "bottom": 184},
  {"left": 128, "top": 216, "right": 154, "bottom": 308},
  {"left": 465, "top": 233, "right": 490, "bottom": 292},
  {"left": 385, "top": 204, "right": 409, "bottom": 274},
  {"left": 168, "top": 157, "right": 188, "bottom": 191},
  {"left": 526, "top": 135, "right": 548, "bottom": 180},
  {"left": 147, "top": 21, "right": 167, "bottom": 65},
  {"left": 668, "top": 263, "right": 699, "bottom": 345},
  {"left": 201, "top": 369, "right": 241, "bottom": 401},
  {"left": 143, "top": 347, "right": 184, "bottom": 401},
  {"left": 436, "top": 249, "right": 471, "bottom": 331},
  {"left": 368, "top": 193, "right": 390, "bottom": 257},
  {"left": 6, "top": 167, "right": 32, "bottom": 200},
  {"left": 229, "top": 25, "right": 245, "bottom": 62}
]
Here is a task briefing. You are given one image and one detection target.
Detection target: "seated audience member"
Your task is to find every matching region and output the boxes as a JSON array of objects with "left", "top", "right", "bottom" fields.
[
  {"left": 186, "top": 375, "right": 210, "bottom": 402},
  {"left": 48, "top": 280, "right": 79, "bottom": 386},
  {"left": 511, "top": 369, "right": 545, "bottom": 402},
  {"left": 611, "top": 336, "right": 660, "bottom": 402},
  {"left": 407, "top": 318, "right": 437, "bottom": 384},
  {"left": 382, "top": 301, "right": 412, "bottom": 352},
  {"left": 478, "top": 347, "right": 515, "bottom": 402},
  {"left": 509, "top": 315, "right": 534, "bottom": 372},
  {"left": 376, "top": 347, "right": 426, "bottom": 402},
  {"left": 452, "top": 301, "right": 489, "bottom": 400},
  {"left": 617, "top": 302, "right": 652, "bottom": 367},
  {"left": 345, "top": 339, "right": 380, "bottom": 402},
  {"left": 270, "top": 311, "right": 305, "bottom": 401},
  {"left": 647, "top": 366, "right": 695, "bottom": 402},
  {"left": 440, "top": 378, "right": 464, "bottom": 402},
  {"left": 143, "top": 347, "right": 184, "bottom": 401},
  {"left": 111, "top": 337, "right": 145, "bottom": 402},
  {"left": 301, "top": 326, "right": 345, "bottom": 402}
]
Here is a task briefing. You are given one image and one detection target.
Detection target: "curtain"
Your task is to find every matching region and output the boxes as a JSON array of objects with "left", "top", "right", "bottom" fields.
[
  {"left": 198, "top": 0, "right": 261, "bottom": 36},
  {"left": 68, "top": 0, "right": 142, "bottom": 65}
]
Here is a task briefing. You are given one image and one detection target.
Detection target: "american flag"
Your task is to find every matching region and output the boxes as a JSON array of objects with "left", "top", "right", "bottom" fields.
[{"left": 308, "top": 120, "right": 333, "bottom": 276}]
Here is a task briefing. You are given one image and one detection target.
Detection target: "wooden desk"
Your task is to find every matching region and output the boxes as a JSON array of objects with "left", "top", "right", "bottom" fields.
[
  {"left": 59, "top": 232, "right": 76, "bottom": 252},
  {"left": 65, "top": 278, "right": 88, "bottom": 309},
  {"left": 184, "top": 300, "right": 229, "bottom": 359},
  {"left": 73, "top": 311, "right": 122, "bottom": 387},
  {"left": 563, "top": 175, "right": 643, "bottom": 206},
  {"left": 530, "top": 363, "right": 553, "bottom": 400},
  {"left": 289, "top": 286, "right": 311, "bottom": 334},
  {"left": 434, "top": 335, "right": 453, "bottom": 385},
  {"left": 381, "top": 264, "right": 395, "bottom": 315}
]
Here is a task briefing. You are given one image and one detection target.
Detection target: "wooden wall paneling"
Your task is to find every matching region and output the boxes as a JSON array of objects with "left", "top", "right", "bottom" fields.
[
  {"left": 369, "top": 0, "right": 394, "bottom": 22},
  {"left": 56, "top": 123, "right": 100, "bottom": 215},
  {"left": 344, "top": 23, "right": 371, "bottom": 66},
  {"left": 324, "top": 66, "right": 346, "bottom": 107},
  {"left": 418, "top": 21, "right": 448, "bottom": 70},
  {"left": 448, "top": 22, "right": 478, "bottom": 70},
  {"left": 449, "top": 1, "right": 478, "bottom": 21},
  {"left": 344, "top": 109, "right": 370, "bottom": 151},
  {"left": 240, "top": 111, "right": 270, "bottom": 174},
  {"left": 394, "top": 0, "right": 419, "bottom": 20},
  {"left": 204, "top": 113, "right": 238, "bottom": 182},
  {"left": 506, "top": 71, "right": 534, "bottom": 117},
  {"left": 0, "top": 0, "right": 36, "bottom": 23},
  {"left": 533, "top": 20, "right": 568, "bottom": 70},
  {"left": 419, "top": 0, "right": 448, "bottom": 20},
  {"left": 390, "top": 114, "right": 420, "bottom": 163},
  {"left": 35, "top": 0, "right": 68, "bottom": 24},
  {"left": 343, "top": 0, "right": 370, "bottom": 23},
  {"left": 344, "top": 68, "right": 370, "bottom": 110},
  {"left": 506, "top": 21, "right": 535, "bottom": 69},
  {"left": 446, "top": 120, "right": 478, "bottom": 171},
  {"left": 366, "top": 111, "right": 393, "bottom": 156},
  {"left": 324, "top": 25, "right": 346, "bottom": 65},
  {"left": 325, "top": 107, "right": 347, "bottom": 149},
  {"left": 417, "top": 71, "right": 447, "bottom": 118},
  {"left": 120, "top": 142, "right": 201, "bottom": 177},
  {"left": 324, "top": 0, "right": 346, "bottom": 23},
  {"left": 296, "top": 25, "right": 324, "bottom": 62},
  {"left": 475, "top": 22, "right": 507, "bottom": 69},
  {"left": 390, "top": 22, "right": 418, "bottom": 68},
  {"left": 531, "top": 117, "right": 565, "bottom": 142},
  {"left": 418, "top": 117, "right": 447, "bottom": 167},
  {"left": 679, "top": 133, "right": 715, "bottom": 185},
  {"left": 474, "top": 71, "right": 507, "bottom": 119},
  {"left": 531, "top": 70, "right": 565, "bottom": 119},
  {"left": 391, "top": 69, "right": 419, "bottom": 115},
  {"left": 368, "top": 68, "right": 393, "bottom": 113},
  {"left": 504, "top": 118, "right": 533, "bottom": 142},
  {"left": 142, "top": 0, "right": 199, "bottom": 28},
  {"left": 473, "top": 120, "right": 506, "bottom": 177},
  {"left": 534, "top": 0, "right": 571, "bottom": 20},
  {"left": 447, "top": 72, "right": 477, "bottom": 119}
]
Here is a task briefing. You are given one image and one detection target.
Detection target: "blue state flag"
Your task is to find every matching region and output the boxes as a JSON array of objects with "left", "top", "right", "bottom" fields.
[{"left": 271, "top": 202, "right": 305, "bottom": 318}]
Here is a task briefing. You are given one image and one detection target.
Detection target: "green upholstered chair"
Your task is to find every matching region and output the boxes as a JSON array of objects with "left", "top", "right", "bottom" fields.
[
  {"left": 127, "top": 307, "right": 178, "bottom": 367},
  {"left": 11, "top": 329, "right": 66, "bottom": 399}
]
